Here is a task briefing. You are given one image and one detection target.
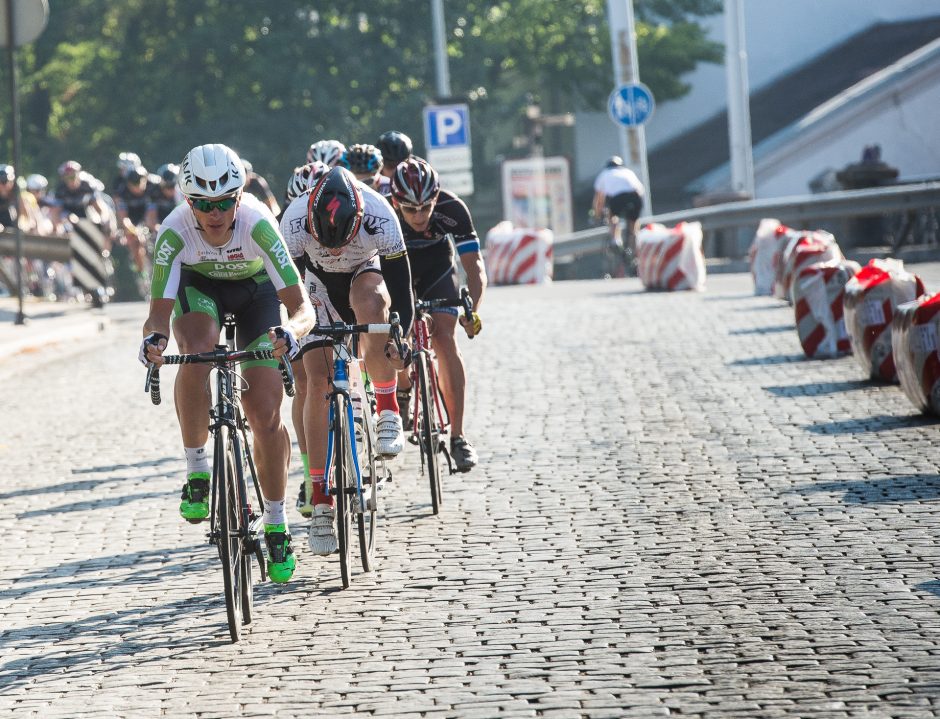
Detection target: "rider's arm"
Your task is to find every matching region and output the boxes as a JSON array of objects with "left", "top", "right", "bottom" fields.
[
  {"left": 459, "top": 249, "right": 487, "bottom": 312},
  {"left": 592, "top": 189, "right": 606, "bottom": 219},
  {"left": 143, "top": 298, "right": 175, "bottom": 340},
  {"left": 379, "top": 250, "right": 414, "bottom": 336},
  {"left": 275, "top": 283, "right": 315, "bottom": 343}
]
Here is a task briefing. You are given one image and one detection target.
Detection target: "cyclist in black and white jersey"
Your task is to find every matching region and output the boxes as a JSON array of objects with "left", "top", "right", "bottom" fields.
[
  {"left": 280, "top": 166, "right": 413, "bottom": 554},
  {"left": 390, "top": 157, "right": 486, "bottom": 472},
  {"left": 140, "top": 143, "right": 315, "bottom": 584}
]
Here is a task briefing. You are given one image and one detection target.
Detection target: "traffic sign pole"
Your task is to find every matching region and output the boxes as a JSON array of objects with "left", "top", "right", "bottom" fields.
[{"left": 606, "top": 0, "right": 651, "bottom": 215}]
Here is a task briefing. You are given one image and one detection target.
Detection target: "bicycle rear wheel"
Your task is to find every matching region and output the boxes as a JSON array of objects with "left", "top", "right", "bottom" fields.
[
  {"left": 357, "top": 413, "right": 377, "bottom": 571},
  {"left": 416, "top": 353, "right": 443, "bottom": 514},
  {"left": 215, "top": 426, "right": 242, "bottom": 642},
  {"left": 332, "top": 394, "right": 354, "bottom": 589}
]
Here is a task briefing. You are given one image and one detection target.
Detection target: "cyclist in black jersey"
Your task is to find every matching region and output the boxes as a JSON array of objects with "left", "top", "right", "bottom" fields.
[
  {"left": 146, "top": 163, "right": 182, "bottom": 229},
  {"left": 377, "top": 131, "right": 412, "bottom": 179},
  {"left": 390, "top": 157, "right": 486, "bottom": 472}
]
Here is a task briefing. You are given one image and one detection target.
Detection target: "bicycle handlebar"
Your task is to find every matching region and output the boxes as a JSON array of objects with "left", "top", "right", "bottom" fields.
[
  {"left": 144, "top": 348, "right": 295, "bottom": 405},
  {"left": 415, "top": 287, "right": 476, "bottom": 339}
]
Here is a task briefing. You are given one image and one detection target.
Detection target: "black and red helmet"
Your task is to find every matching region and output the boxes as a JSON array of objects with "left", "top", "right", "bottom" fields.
[
  {"left": 307, "top": 167, "right": 364, "bottom": 249},
  {"left": 390, "top": 157, "right": 440, "bottom": 206}
]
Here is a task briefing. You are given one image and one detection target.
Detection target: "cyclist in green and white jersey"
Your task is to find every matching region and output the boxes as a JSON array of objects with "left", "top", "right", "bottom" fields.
[{"left": 140, "top": 143, "right": 314, "bottom": 584}]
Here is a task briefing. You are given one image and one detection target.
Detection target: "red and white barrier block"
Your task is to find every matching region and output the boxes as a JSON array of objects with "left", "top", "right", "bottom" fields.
[
  {"left": 892, "top": 292, "right": 940, "bottom": 414},
  {"left": 776, "top": 230, "right": 842, "bottom": 304},
  {"left": 843, "top": 259, "right": 926, "bottom": 382},
  {"left": 484, "top": 222, "right": 553, "bottom": 286},
  {"left": 792, "top": 259, "right": 861, "bottom": 359},
  {"left": 635, "top": 221, "right": 706, "bottom": 291},
  {"left": 749, "top": 218, "right": 789, "bottom": 296}
]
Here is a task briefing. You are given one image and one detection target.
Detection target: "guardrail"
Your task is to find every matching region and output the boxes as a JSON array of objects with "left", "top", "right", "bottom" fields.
[
  {"left": 553, "top": 181, "right": 940, "bottom": 261},
  {"left": 0, "top": 219, "right": 110, "bottom": 298},
  {"left": 0, "top": 229, "right": 71, "bottom": 262}
]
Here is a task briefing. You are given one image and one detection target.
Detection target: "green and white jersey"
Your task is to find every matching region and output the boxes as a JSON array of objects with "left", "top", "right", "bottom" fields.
[{"left": 150, "top": 192, "right": 300, "bottom": 300}]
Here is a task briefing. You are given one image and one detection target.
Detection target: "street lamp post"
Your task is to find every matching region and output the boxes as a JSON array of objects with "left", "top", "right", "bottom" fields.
[{"left": 4, "top": 0, "right": 25, "bottom": 324}]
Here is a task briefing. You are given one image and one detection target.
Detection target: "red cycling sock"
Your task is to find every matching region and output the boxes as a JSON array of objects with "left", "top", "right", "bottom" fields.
[
  {"left": 309, "top": 469, "right": 331, "bottom": 506},
  {"left": 373, "top": 379, "right": 398, "bottom": 414}
]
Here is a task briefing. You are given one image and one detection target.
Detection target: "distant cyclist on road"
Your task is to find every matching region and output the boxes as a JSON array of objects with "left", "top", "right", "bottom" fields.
[
  {"left": 390, "top": 157, "right": 486, "bottom": 472},
  {"left": 339, "top": 143, "right": 389, "bottom": 196},
  {"left": 376, "top": 131, "right": 413, "bottom": 179},
  {"left": 139, "top": 143, "right": 315, "bottom": 584},
  {"left": 592, "top": 156, "right": 645, "bottom": 277},
  {"left": 306, "top": 139, "right": 346, "bottom": 168},
  {"left": 279, "top": 166, "right": 413, "bottom": 554}
]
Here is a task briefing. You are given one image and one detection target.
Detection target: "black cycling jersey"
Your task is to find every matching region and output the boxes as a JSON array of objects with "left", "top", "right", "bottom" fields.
[
  {"left": 115, "top": 184, "right": 150, "bottom": 225},
  {"left": 149, "top": 187, "right": 179, "bottom": 224},
  {"left": 0, "top": 194, "right": 16, "bottom": 227},
  {"left": 398, "top": 189, "right": 481, "bottom": 256},
  {"left": 54, "top": 180, "right": 99, "bottom": 219}
]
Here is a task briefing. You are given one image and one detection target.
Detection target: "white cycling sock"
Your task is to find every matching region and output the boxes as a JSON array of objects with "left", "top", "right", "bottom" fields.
[
  {"left": 263, "top": 498, "right": 287, "bottom": 527},
  {"left": 184, "top": 445, "right": 210, "bottom": 475}
]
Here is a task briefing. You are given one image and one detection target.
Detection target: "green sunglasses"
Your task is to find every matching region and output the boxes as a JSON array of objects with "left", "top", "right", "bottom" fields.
[{"left": 190, "top": 195, "right": 238, "bottom": 213}]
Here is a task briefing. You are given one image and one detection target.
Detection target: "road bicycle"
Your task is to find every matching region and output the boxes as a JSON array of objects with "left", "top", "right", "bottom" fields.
[
  {"left": 601, "top": 209, "right": 637, "bottom": 279},
  {"left": 144, "top": 314, "right": 294, "bottom": 642},
  {"left": 408, "top": 287, "right": 475, "bottom": 515},
  {"left": 312, "top": 314, "right": 402, "bottom": 588}
]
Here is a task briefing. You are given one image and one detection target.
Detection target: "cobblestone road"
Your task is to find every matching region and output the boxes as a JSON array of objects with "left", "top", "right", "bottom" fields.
[{"left": 3, "top": 269, "right": 940, "bottom": 718}]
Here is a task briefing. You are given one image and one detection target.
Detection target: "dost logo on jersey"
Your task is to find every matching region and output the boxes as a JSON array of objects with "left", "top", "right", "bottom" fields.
[{"left": 155, "top": 241, "right": 176, "bottom": 267}]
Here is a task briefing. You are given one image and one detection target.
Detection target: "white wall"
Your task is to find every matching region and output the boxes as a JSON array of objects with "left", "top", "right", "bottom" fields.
[
  {"left": 646, "top": 0, "right": 940, "bottom": 149},
  {"left": 754, "top": 72, "right": 940, "bottom": 197}
]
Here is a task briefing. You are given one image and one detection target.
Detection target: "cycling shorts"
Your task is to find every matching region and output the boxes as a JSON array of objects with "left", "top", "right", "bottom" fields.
[
  {"left": 606, "top": 191, "right": 643, "bottom": 223},
  {"left": 299, "top": 256, "right": 382, "bottom": 355},
  {"left": 173, "top": 269, "right": 281, "bottom": 369},
  {"left": 408, "top": 240, "right": 460, "bottom": 317}
]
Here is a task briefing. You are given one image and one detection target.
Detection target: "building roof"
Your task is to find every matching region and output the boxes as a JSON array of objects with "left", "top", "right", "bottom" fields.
[{"left": 648, "top": 16, "right": 940, "bottom": 212}]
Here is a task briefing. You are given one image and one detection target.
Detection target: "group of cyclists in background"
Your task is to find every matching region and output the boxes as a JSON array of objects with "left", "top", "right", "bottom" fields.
[{"left": 136, "top": 132, "right": 487, "bottom": 584}]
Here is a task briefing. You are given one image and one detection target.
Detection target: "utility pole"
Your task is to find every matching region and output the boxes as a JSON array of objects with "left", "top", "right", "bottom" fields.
[{"left": 725, "top": 0, "right": 755, "bottom": 198}]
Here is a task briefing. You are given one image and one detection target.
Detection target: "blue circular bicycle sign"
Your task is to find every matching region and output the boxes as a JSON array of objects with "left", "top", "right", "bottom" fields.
[{"left": 608, "top": 82, "right": 655, "bottom": 127}]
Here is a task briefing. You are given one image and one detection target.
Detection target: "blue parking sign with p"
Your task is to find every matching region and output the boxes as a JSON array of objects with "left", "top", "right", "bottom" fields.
[{"left": 424, "top": 104, "right": 470, "bottom": 149}]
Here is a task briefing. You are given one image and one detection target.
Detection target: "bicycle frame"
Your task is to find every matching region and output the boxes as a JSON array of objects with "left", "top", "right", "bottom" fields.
[
  {"left": 324, "top": 341, "right": 367, "bottom": 513},
  {"left": 408, "top": 312, "right": 451, "bottom": 441}
]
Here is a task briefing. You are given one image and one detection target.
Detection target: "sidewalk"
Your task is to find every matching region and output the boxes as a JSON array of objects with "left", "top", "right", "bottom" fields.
[{"left": 0, "top": 294, "right": 113, "bottom": 362}]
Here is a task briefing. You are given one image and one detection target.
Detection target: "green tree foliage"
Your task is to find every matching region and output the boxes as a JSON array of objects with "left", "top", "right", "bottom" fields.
[{"left": 0, "top": 1, "right": 721, "bottom": 220}]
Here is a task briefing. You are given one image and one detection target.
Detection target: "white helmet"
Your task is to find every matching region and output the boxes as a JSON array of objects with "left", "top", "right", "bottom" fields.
[
  {"left": 117, "top": 151, "right": 142, "bottom": 177},
  {"left": 285, "top": 160, "right": 330, "bottom": 204},
  {"left": 179, "top": 143, "right": 246, "bottom": 199},
  {"left": 306, "top": 140, "right": 346, "bottom": 167},
  {"left": 26, "top": 173, "right": 48, "bottom": 192}
]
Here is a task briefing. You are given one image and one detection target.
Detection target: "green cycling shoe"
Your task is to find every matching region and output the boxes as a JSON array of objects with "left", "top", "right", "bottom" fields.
[
  {"left": 179, "top": 472, "right": 210, "bottom": 523},
  {"left": 265, "top": 524, "right": 296, "bottom": 584}
]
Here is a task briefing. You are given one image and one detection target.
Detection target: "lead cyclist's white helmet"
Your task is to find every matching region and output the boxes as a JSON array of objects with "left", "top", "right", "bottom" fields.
[
  {"left": 179, "top": 143, "right": 246, "bottom": 199},
  {"left": 306, "top": 139, "right": 346, "bottom": 167}
]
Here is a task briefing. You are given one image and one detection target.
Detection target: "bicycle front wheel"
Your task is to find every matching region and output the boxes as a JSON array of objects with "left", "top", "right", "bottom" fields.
[
  {"left": 357, "top": 413, "right": 377, "bottom": 571},
  {"left": 332, "top": 394, "right": 354, "bottom": 589},
  {"left": 215, "top": 425, "right": 242, "bottom": 642},
  {"left": 416, "top": 353, "right": 443, "bottom": 515},
  {"left": 230, "top": 429, "right": 254, "bottom": 628}
]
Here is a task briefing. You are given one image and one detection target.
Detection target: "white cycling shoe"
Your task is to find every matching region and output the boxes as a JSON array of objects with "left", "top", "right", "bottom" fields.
[
  {"left": 375, "top": 409, "right": 405, "bottom": 457},
  {"left": 308, "top": 504, "right": 337, "bottom": 555}
]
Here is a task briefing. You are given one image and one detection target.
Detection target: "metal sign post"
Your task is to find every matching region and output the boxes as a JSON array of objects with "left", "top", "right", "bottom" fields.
[
  {"left": 1, "top": 0, "right": 49, "bottom": 324},
  {"left": 605, "top": 0, "right": 652, "bottom": 214}
]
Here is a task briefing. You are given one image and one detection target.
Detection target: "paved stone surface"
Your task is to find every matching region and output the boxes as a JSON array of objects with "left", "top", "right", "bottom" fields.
[{"left": 3, "top": 267, "right": 940, "bottom": 717}]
